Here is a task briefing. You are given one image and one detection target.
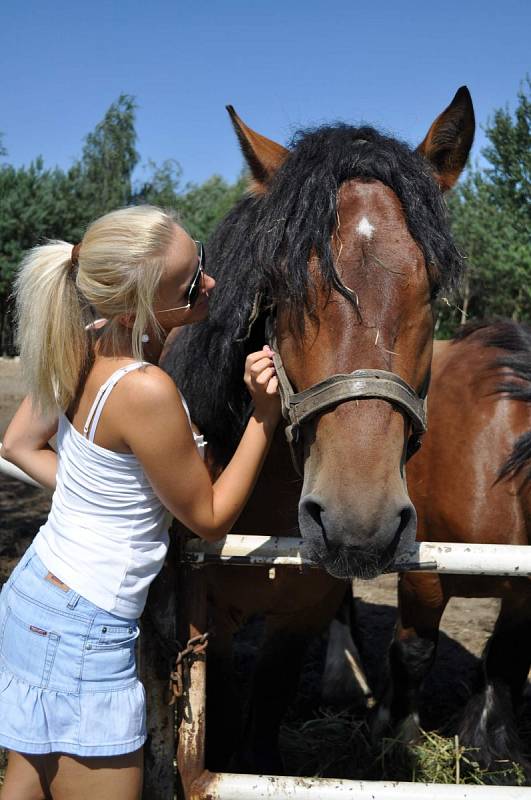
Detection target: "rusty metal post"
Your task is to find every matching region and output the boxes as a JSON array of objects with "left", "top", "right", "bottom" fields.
[
  {"left": 176, "top": 564, "right": 208, "bottom": 800},
  {"left": 140, "top": 536, "right": 178, "bottom": 800}
]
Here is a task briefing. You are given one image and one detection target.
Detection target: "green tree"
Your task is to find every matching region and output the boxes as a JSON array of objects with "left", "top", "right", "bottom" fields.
[
  {"left": 436, "top": 77, "right": 531, "bottom": 335},
  {"left": 76, "top": 93, "right": 139, "bottom": 221},
  {"left": 133, "top": 159, "right": 183, "bottom": 209},
  {"left": 0, "top": 95, "right": 141, "bottom": 352},
  {"left": 133, "top": 163, "right": 248, "bottom": 241},
  {"left": 177, "top": 173, "right": 247, "bottom": 241},
  {"left": 483, "top": 77, "right": 530, "bottom": 238},
  {"left": 0, "top": 159, "right": 72, "bottom": 351}
]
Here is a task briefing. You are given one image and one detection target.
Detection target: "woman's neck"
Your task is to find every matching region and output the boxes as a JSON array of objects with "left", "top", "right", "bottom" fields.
[{"left": 94, "top": 324, "right": 166, "bottom": 365}]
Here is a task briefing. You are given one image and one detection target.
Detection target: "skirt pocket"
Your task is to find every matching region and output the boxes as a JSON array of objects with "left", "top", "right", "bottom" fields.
[
  {"left": 0, "top": 605, "right": 60, "bottom": 688},
  {"left": 94, "top": 623, "right": 139, "bottom": 650},
  {"left": 82, "top": 622, "right": 139, "bottom": 688}
]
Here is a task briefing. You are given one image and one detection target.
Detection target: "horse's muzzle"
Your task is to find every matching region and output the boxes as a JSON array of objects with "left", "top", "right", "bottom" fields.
[{"left": 298, "top": 494, "right": 417, "bottom": 579}]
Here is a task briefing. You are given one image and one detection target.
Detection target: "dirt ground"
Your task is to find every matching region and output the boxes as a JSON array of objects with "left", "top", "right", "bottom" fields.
[
  {"left": 0, "top": 358, "right": 25, "bottom": 441},
  {"left": 0, "top": 357, "right": 528, "bottom": 755}
]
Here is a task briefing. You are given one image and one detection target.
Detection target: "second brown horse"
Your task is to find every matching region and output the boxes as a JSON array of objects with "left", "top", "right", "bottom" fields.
[{"left": 369, "top": 320, "right": 531, "bottom": 777}]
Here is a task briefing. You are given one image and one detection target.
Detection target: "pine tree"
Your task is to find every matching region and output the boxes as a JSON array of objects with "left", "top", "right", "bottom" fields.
[{"left": 437, "top": 77, "right": 530, "bottom": 334}]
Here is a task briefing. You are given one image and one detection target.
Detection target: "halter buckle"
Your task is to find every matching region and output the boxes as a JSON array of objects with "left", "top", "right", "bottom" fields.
[{"left": 285, "top": 423, "right": 300, "bottom": 445}]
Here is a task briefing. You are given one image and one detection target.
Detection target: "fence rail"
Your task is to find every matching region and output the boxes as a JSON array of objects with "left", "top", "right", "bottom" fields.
[
  {"left": 190, "top": 771, "right": 531, "bottom": 798},
  {"left": 183, "top": 534, "right": 531, "bottom": 577}
]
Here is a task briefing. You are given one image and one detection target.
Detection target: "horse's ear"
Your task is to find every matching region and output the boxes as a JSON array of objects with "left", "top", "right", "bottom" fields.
[
  {"left": 226, "top": 105, "right": 289, "bottom": 193},
  {"left": 417, "top": 86, "right": 475, "bottom": 191}
]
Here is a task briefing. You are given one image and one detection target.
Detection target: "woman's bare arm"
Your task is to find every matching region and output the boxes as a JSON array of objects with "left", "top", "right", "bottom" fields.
[
  {"left": 1, "top": 396, "right": 58, "bottom": 490},
  {"left": 124, "top": 351, "right": 280, "bottom": 542}
]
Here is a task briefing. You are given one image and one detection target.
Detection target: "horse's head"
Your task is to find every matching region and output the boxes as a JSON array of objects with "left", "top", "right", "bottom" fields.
[{"left": 229, "top": 89, "right": 474, "bottom": 578}]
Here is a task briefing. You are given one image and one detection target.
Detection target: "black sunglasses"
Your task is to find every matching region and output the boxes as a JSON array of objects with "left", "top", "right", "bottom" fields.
[
  {"left": 185, "top": 241, "right": 205, "bottom": 308},
  {"left": 158, "top": 240, "right": 205, "bottom": 313}
]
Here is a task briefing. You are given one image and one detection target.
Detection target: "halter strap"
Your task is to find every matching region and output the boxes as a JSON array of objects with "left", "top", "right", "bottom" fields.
[
  {"left": 286, "top": 370, "right": 427, "bottom": 432},
  {"left": 83, "top": 362, "right": 147, "bottom": 442},
  {"left": 265, "top": 314, "right": 428, "bottom": 476}
]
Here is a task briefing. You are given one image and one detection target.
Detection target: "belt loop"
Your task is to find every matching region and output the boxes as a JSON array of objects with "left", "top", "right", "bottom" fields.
[{"left": 67, "top": 593, "right": 81, "bottom": 609}]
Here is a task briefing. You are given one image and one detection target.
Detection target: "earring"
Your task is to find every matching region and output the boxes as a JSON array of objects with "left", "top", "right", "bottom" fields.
[{"left": 141, "top": 333, "right": 150, "bottom": 343}]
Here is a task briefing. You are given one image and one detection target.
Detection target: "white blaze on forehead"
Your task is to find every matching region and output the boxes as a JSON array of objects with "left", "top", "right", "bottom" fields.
[{"left": 356, "top": 216, "right": 375, "bottom": 239}]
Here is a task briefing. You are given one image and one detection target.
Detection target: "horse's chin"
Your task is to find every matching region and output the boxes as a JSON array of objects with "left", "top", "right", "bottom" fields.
[
  {"left": 305, "top": 533, "right": 401, "bottom": 580},
  {"left": 309, "top": 547, "right": 384, "bottom": 580}
]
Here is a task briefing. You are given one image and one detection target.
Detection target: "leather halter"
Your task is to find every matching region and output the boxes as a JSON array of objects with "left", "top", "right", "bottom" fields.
[{"left": 265, "top": 316, "right": 428, "bottom": 477}]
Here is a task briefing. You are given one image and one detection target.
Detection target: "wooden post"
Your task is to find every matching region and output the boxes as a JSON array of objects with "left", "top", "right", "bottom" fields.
[
  {"left": 140, "top": 537, "right": 178, "bottom": 800},
  {"left": 176, "top": 565, "right": 208, "bottom": 800}
]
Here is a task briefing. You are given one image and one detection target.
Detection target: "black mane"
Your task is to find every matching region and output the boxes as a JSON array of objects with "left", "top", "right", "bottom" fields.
[
  {"left": 164, "top": 124, "right": 464, "bottom": 465},
  {"left": 454, "top": 319, "right": 531, "bottom": 488}
]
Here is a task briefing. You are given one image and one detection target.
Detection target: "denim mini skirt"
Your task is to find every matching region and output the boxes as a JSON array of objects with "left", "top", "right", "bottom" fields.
[{"left": 0, "top": 544, "right": 146, "bottom": 756}]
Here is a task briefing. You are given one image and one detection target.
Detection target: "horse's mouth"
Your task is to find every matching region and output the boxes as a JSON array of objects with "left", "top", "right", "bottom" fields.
[{"left": 305, "top": 528, "right": 403, "bottom": 580}]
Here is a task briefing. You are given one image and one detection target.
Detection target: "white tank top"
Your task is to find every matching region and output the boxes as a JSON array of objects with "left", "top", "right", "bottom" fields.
[{"left": 34, "top": 362, "right": 204, "bottom": 619}]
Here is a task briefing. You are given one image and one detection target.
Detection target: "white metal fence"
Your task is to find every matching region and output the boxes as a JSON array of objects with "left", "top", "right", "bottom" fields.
[{"left": 2, "top": 448, "right": 530, "bottom": 798}]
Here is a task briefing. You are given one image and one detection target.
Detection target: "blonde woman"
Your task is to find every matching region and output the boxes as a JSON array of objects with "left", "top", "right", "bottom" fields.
[{"left": 0, "top": 206, "right": 280, "bottom": 800}]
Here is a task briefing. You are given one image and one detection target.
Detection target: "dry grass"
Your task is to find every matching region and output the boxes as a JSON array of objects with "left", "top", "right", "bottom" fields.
[{"left": 279, "top": 707, "right": 527, "bottom": 785}]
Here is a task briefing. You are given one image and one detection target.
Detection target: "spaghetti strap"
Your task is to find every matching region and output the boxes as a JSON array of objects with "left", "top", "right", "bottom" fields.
[
  {"left": 178, "top": 389, "right": 207, "bottom": 460},
  {"left": 178, "top": 389, "right": 193, "bottom": 426},
  {"left": 83, "top": 362, "right": 147, "bottom": 442}
]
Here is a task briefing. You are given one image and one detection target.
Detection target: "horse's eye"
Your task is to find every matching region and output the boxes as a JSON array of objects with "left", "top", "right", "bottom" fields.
[{"left": 406, "top": 434, "right": 422, "bottom": 461}]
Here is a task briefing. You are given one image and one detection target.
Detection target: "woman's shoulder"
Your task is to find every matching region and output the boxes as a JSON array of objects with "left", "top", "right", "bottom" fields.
[
  {"left": 119, "top": 363, "right": 181, "bottom": 406},
  {"left": 103, "top": 362, "right": 188, "bottom": 442}
]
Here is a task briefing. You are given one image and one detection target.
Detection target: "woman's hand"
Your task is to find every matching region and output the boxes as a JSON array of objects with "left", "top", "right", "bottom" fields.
[{"left": 244, "top": 346, "right": 280, "bottom": 422}]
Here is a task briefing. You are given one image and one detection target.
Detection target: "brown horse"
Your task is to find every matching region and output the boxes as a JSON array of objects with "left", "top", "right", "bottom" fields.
[
  {"left": 367, "top": 320, "right": 531, "bottom": 778},
  {"left": 163, "top": 88, "right": 474, "bottom": 772}
]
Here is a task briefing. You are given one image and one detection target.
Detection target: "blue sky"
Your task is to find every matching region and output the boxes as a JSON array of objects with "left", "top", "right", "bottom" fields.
[{"left": 1, "top": 0, "right": 529, "bottom": 188}]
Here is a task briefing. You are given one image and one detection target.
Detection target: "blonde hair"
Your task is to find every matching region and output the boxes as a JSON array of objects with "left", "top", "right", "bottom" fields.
[{"left": 15, "top": 205, "right": 180, "bottom": 413}]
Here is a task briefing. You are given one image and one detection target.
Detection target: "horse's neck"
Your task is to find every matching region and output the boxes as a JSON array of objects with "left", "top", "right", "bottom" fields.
[{"left": 231, "top": 426, "right": 302, "bottom": 537}]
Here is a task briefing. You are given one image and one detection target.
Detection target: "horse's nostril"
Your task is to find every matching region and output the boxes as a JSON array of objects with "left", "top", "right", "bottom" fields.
[
  {"left": 299, "top": 496, "right": 328, "bottom": 544},
  {"left": 304, "top": 498, "right": 324, "bottom": 529},
  {"left": 397, "top": 505, "right": 413, "bottom": 538}
]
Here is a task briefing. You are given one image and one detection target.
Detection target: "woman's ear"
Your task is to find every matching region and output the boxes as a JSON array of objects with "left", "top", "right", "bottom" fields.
[{"left": 118, "top": 314, "right": 135, "bottom": 329}]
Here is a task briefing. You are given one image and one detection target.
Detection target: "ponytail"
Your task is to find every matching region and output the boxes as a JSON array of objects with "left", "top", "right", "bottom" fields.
[
  {"left": 15, "top": 205, "right": 179, "bottom": 414},
  {"left": 15, "top": 242, "right": 90, "bottom": 414}
]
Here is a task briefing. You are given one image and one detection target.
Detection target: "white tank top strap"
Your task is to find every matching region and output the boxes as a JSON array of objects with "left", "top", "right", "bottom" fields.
[
  {"left": 83, "top": 361, "right": 147, "bottom": 442},
  {"left": 178, "top": 388, "right": 207, "bottom": 460},
  {"left": 178, "top": 389, "right": 193, "bottom": 426}
]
